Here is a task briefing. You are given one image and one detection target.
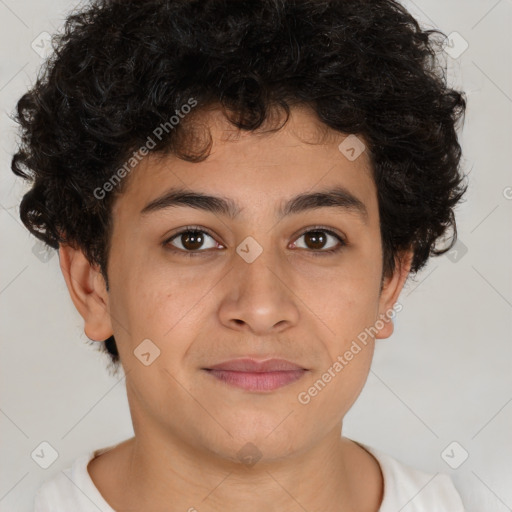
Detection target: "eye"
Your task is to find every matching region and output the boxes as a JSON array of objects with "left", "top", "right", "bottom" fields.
[
  {"left": 291, "top": 228, "right": 345, "bottom": 253},
  {"left": 163, "top": 226, "right": 345, "bottom": 256},
  {"left": 165, "top": 228, "right": 220, "bottom": 253}
]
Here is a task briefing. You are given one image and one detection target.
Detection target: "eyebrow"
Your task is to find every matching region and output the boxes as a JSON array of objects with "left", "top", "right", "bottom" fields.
[{"left": 140, "top": 185, "right": 368, "bottom": 223}]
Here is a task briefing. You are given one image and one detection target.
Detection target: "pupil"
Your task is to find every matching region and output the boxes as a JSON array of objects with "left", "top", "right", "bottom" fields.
[
  {"left": 305, "top": 231, "right": 326, "bottom": 249},
  {"left": 182, "top": 231, "right": 204, "bottom": 250}
]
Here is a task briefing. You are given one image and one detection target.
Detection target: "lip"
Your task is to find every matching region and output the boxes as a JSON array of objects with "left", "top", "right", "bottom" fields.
[
  {"left": 207, "top": 358, "right": 305, "bottom": 372},
  {"left": 203, "top": 358, "right": 308, "bottom": 392}
]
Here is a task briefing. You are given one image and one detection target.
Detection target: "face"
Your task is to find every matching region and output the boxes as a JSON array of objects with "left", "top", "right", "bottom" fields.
[{"left": 64, "top": 105, "right": 410, "bottom": 464}]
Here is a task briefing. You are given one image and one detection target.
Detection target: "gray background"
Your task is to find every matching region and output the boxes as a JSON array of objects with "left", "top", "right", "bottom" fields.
[{"left": 1, "top": 1, "right": 511, "bottom": 510}]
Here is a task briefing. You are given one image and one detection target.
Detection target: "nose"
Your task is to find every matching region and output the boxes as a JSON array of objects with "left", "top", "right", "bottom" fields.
[{"left": 218, "top": 246, "right": 300, "bottom": 335}]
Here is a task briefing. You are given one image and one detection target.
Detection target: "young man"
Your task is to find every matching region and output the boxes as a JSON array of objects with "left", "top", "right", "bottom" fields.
[{"left": 12, "top": 0, "right": 467, "bottom": 510}]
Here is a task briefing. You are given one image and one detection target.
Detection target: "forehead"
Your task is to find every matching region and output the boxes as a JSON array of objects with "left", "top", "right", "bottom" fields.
[{"left": 112, "top": 105, "right": 378, "bottom": 221}]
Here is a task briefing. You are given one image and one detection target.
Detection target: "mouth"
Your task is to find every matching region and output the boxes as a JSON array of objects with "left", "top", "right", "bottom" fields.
[{"left": 202, "top": 358, "right": 309, "bottom": 392}]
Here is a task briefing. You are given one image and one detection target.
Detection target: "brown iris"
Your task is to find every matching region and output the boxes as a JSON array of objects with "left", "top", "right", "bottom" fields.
[
  {"left": 303, "top": 230, "right": 328, "bottom": 250},
  {"left": 180, "top": 231, "right": 205, "bottom": 250}
]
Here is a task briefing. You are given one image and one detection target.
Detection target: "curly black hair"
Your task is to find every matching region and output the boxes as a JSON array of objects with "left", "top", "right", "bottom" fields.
[{"left": 11, "top": 0, "right": 467, "bottom": 371}]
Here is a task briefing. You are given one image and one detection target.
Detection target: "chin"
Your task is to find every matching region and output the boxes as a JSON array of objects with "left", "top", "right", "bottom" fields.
[{"left": 209, "top": 420, "right": 305, "bottom": 461}]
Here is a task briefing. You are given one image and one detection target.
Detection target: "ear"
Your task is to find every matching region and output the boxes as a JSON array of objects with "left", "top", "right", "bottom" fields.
[
  {"left": 58, "top": 244, "right": 113, "bottom": 341},
  {"left": 375, "top": 249, "right": 414, "bottom": 340}
]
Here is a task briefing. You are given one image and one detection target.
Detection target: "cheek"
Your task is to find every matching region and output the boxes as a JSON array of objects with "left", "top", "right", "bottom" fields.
[
  {"left": 291, "top": 269, "right": 381, "bottom": 403},
  {"left": 108, "top": 260, "right": 212, "bottom": 362},
  {"left": 290, "top": 236, "right": 382, "bottom": 325},
  {"left": 296, "top": 269, "right": 381, "bottom": 345},
  {"left": 296, "top": 340, "right": 375, "bottom": 430}
]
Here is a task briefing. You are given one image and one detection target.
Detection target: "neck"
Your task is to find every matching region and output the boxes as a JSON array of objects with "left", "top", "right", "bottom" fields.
[{"left": 96, "top": 427, "right": 382, "bottom": 512}]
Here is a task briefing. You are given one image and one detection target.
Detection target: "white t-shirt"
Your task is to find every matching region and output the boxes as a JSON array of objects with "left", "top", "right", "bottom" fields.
[{"left": 34, "top": 441, "right": 465, "bottom": 511}]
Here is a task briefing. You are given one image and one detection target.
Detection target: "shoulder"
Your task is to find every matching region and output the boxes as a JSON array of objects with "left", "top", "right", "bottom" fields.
[
  {"left": 355, "top": 442, "right": 465, "bottom": 512},
  {"left": 34, "top": 448, "right": 115, "bottom": 512}
]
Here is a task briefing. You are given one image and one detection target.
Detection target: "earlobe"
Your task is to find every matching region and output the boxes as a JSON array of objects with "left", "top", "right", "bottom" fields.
[
  {"left": 375, "top": 249, "right": 414, "bottom": 340},
  {"left": 58, "top": 244, "right": 113, "bottom": 341}
]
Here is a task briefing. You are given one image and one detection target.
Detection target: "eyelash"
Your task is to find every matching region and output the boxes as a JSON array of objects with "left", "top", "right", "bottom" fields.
[{"left": 162, "top": 225, "right": 346, "bottom": 258}]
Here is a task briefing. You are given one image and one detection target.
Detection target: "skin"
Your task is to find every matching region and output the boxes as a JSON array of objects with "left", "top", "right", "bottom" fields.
[{"left": 59, "top": 105, "right": 413, "bottom": 512}]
